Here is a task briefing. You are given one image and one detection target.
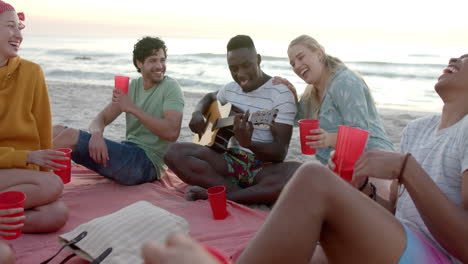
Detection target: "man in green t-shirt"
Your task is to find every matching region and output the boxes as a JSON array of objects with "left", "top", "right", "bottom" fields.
[{"left": 53, "top": 37, "right": 184, "bottom": 185}]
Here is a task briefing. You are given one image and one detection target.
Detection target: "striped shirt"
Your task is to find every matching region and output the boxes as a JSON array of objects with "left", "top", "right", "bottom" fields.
[
  {"left": 217, "top": 78, "right": 297, "bottom": 152},
  {"left": 396, "top": 114, "right": 468, "bottom": 264}
]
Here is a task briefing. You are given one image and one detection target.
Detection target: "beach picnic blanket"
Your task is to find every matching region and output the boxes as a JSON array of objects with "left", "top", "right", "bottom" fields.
[{"left": 12, "top": 166, "right": 269, "bottom": 264}]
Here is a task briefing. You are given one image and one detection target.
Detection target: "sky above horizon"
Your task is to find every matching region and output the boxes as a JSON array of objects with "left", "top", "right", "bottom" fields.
[{"left": 13, "top": 0, "right": 468, "bottom": 47}]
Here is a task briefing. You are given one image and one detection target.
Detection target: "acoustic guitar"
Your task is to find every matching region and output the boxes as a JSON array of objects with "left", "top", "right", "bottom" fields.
[{"left": 193, "top": 100, "right": 278, "bottom": 153}]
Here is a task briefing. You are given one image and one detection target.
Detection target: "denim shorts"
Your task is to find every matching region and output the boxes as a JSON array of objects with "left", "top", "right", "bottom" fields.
[
  {"left": 398, "top": 224, "right": 452, "bottom": 264},
  {"left": 72, "top": 130, "right": 159, "bottom": 185}
]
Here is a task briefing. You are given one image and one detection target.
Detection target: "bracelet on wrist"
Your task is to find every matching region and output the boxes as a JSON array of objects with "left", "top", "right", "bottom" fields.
[
  {"left": 397, "top": 153, "right": 411, "bottom": 197},
  {"left": 358, "top": 177, "right": 369, "bottom": 191},
  {"left": 369, "top": 182, "right": 377, "bottom": 201},
  {"left": 397, "top": 153, "right": 411, "bottom": 184}
]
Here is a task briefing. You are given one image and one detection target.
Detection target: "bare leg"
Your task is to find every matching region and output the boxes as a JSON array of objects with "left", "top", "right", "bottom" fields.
[
  {"left": 52, "top": 127, "right": 80, "bottom": 150},
  {"left": 0, "top": 169, "right": 69, "bottom": 233},
  {"left": 164, "top": 143, "right": 240, "bottom": 191},
  {"left": 52, "top": 124, "right": 67, "bottom": 139},
  {"left": 0, "top": 241, "right": 14, "bottom": 264},
  {"left": 23, "top": 200, "right": 69, "bottom": 233},
  {"left": 309, "top": 245, "right": 328, "bottom": 264},
  {"left": 225, "top": 161, "right": 302, "bottom": 204},
  {"left": 237, "top": 162, "right": 406, "bottom": 264}
]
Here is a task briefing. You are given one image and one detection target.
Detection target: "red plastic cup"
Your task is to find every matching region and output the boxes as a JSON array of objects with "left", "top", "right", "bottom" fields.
[
  {"left": 207, "top": 186, "right": 228, "bottom": 220},
  {"left": 114, "top": 76, "right": 130, "bottom": 94},
  {"left": 53, "top": 148, "right": 72, "bottom": 184},
  {"left": 299, "top": 119, "right": 320, "bottom": 155},
  {"left": 0, "top": 191, "right": 26, "bottom": 240},
  {"left": 333, "top": 125, "right": 370, "bottom": 181},
  {"left": 204, "top": 245, "right": 231, "bottom": 264}
]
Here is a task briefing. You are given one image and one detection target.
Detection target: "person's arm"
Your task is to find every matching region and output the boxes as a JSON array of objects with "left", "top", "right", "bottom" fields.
[
  {"left": 31, "top": 65, "right": 53, "bottom": 171},
  {"left": 32, "top": 66, "right": 52, "bottom": 153},
  {"left": 84, "top": 103, "right": 122, "bottom": 167},
  {"left": 88, "top": 103, "right": 122, "bottom": 136},
  {"left": 190, "top": 91, "right": 218, "bottom": 137},
  {"left": 402, "top": 158, "right": 468, "bottom": 262},
  {"left": 192, "top": 91, "right": 218, "bottom": 117},
  {"left": 354, "top": 148, "right": 468, "bottom": 262},
  {"left": 0, "top": 147, "right": 28, "bottom": 168},
  {"left": 112, "top": 82, "right": 184, "bottom": 142},
  {"left": 128, "top": 109, "right": 182, "bottom": 142},
  {"left": 0, "top": 65, "right": 57, "bottom": 170},
  {"left": 236, "top": 117, "right": 293, "bottom": 162}
]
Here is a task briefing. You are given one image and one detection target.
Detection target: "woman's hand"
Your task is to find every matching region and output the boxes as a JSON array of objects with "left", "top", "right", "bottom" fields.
[
  {"left": 0, "top": 208, "right": 25, "bottom": 237},
  {"left": 272, "top": 76, "right": 298, "bottom": 103},
  {"left": 305, "top": 129, "right": 335, "bottom": 149},
  {"left": 329, "top": 150, "right": 369, "bottom": 190},
  {"left": 327, "top": 150, "right": 336, "bottom": 171},
  {"left": 352, "top": 148, "right": 406, "bottom": 189},
  {"left": 26, "top": 150, "right": 68, "bottom": 170}
]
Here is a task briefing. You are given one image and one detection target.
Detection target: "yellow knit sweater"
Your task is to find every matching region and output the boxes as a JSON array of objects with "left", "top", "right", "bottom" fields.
[{"left": 0, "top": 56, "right": 52, "bottom": 171}]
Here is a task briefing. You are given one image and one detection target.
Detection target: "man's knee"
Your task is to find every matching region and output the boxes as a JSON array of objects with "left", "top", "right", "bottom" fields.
[
  {"left": 164, "top": 143, "right": 182, "bottom": 166},
  {"left": 53, "top": 127, "right": 80, "bottom": 148},
  {"left": 53, "top": 124, "right": 65, "bottom": 132},
  {"left": 164, "top": 143, "right": 195, "bottom": 167},
  {"left": 25, "top": 200, "right": 69, "bottom": 233},
  {"left": 0, "top": 241, "right": 14, "bottom": 264},
  {"left": 47, "top": 201, "right": 69, "bottom": 232},
  {"left": 256, "top": 161, "right": 302, "bottom": 187}
]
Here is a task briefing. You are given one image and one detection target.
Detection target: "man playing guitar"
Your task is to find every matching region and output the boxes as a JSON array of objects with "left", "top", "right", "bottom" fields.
[{"left": 164, "top": 35, "right": 300, "bottom": 205}]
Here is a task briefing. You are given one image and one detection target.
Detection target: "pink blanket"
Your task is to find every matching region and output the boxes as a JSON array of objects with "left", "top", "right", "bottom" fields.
[{"left": 11, "top": 166, "right": 268, "bottom": 263}]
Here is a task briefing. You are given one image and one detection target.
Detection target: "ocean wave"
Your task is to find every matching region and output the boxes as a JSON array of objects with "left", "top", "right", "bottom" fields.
[
  {"left": 45, "top": 49, "right": 119, "bottom": 58},
  {"left": 346, "top": 61, "right": 445, "bottom": 69},
  {"left": 174, "top": 53, "right": 287, "bottom": 62},
  {"left": 178, "top": 53, "right": 224, "bottom": 59},
  {"left": 408, "top": 54, "right": 441, "bottom": 58},
  {"left": 357, "top": 70, "right": 436, "bottom": 80},
  {"left": 177, "top": 78, "right": 222, "bottom": 90},
  {"left": 46, "top": 69, "right": 115, "bottom": 80}
]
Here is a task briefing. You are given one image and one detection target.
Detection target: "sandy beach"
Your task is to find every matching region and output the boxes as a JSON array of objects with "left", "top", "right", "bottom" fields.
[{"left": 48, "top": 80, "right": 437, "bottom": 163}]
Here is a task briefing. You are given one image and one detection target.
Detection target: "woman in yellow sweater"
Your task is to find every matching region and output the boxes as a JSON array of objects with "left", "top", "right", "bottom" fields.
[{"left": 0, "top": 0, "right": 69, "bottom": 246}]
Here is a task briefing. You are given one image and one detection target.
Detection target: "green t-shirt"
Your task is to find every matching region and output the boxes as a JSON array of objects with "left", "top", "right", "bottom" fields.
[{"left": 126, "top": 76, "right": 184, "bottom": 171}]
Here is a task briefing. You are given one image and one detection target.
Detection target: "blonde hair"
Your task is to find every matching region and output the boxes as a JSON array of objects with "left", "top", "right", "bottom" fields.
[{"left": 289, "top": 35, "right": 343, "bottom": 118}]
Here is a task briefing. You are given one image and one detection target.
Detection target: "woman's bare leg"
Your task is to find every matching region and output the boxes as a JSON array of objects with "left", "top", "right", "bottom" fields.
[
  {"left": 238, "top": 162, "right": 406, "bottom": 264},
  {"left": 0, "top": 169, "right": 69, "bottom": 233},
  {"left": 0, "top": 241, "right": 14, "bottom": 264},
  {"left": 23, "top": 200, "right": 69, "bottom": 233}
]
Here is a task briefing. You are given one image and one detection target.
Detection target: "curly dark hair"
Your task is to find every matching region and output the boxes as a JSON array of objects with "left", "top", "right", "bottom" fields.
[
  {"left": 133, "top": 36, "right": 167, "bottom": 73},
  {"left": 227, "top": 35, "right": 256, "bottom": 52}
]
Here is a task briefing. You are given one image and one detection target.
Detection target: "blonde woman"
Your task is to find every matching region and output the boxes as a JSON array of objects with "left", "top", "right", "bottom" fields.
[{"left": 277, "top": 35, "right": 393, "bottom": 163}]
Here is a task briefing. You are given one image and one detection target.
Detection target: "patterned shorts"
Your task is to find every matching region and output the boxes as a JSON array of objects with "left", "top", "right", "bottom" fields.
[{"left": 223, "top": 148, "right": 271, "bottom": 188}]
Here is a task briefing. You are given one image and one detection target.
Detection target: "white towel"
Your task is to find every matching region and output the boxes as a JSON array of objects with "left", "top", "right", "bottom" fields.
[{"left": 59, "top": 201, "right": 189, "bottom": 264}]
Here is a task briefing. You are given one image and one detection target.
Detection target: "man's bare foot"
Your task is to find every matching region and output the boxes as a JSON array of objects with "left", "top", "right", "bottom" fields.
[{"left": 185, "top": 186, "right": 208, "bottom": 201}]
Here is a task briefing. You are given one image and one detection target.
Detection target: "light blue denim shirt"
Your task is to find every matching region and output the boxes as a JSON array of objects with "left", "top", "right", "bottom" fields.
[{"left": 296, "top": 66, "right": 394, "bottom": 164}]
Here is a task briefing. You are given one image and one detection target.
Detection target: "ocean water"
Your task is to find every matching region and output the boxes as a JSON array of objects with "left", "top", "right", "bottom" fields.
[{"left": 20, "top": 34, "right": 467, "bottom": 112}]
